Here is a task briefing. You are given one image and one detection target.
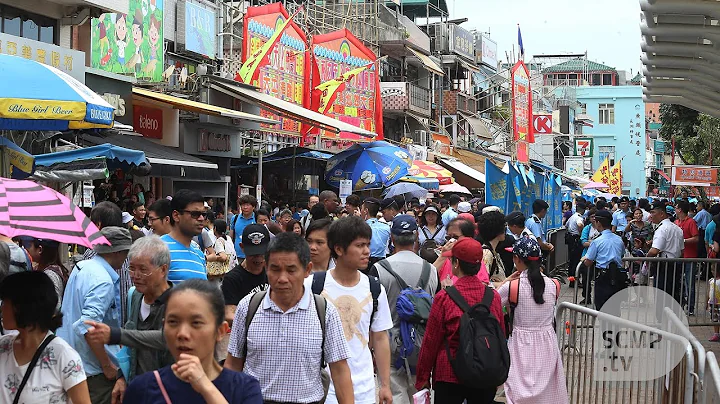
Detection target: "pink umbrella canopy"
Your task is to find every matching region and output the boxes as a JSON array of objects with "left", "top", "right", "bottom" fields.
[
  {"left": 0, "top": 178, "right": 109, "bottom": 248},
  {"left": 583, "top": 181, "right": 609, "bottom": 190}
]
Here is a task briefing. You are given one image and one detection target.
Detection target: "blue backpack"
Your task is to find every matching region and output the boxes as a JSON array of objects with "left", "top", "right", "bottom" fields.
[{"left": 376, "top": 259, "right": 433, "bottom": 374}]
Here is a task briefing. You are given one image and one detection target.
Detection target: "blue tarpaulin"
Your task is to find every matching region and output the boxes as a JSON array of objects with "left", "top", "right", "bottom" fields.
[{"left": 34, "top": 143, "right": 148, "bottom": 170}]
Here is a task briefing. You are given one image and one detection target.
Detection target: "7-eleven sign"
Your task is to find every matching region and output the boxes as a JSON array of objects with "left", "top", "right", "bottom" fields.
[{"left": 574, "top": 138, "right": 593, "bottom": 157}]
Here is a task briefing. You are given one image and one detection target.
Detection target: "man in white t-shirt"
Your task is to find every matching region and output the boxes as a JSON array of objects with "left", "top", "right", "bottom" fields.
[{"left": 307, "top": 216, "right": 393, "bottom": 404}]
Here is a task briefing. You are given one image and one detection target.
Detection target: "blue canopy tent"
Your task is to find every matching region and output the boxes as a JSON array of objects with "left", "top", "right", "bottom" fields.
[{"left": 32, "top": 143, "right": 149, "bottom": 182}]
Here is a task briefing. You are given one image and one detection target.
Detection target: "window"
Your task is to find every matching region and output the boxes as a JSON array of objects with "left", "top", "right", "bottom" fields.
[
  {"left": 599, "top": 103, "right": 615, "bottom": 125},
  {"left": 580, "top": 104, "right": 587, "bottom": 114},
  {"left": 0, "top": 5, "right": 57, "bottom": 44},
  {"left": 602, "top": 73, "right": 613, "bottom": 86},
  {"left": 592, "top": 74, "right": 602, "bottom": 86},
  {"left": 598, "top": 146, "right": 616, "bottom": 166}
]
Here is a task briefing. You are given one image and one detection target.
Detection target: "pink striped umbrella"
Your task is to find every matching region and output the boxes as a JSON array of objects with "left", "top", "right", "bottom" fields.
[{"left": 0, "top": 178, "right": 108, "bottom": 247}]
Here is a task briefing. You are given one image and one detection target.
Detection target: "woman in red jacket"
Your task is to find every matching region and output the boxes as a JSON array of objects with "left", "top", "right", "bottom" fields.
[{"left": 415, "top": 237, "right": 505, "bottom": 404}]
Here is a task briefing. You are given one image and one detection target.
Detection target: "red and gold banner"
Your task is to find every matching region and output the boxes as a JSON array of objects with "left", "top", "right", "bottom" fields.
[
  {"left": 511, "top": 60, "right": 534, "bottom": 143},
  {"left": 308, "top": 29, "right": 383, "bottom": 143},
  {"left": 241, "top": 3, "right": 310, "bottom": 136}
]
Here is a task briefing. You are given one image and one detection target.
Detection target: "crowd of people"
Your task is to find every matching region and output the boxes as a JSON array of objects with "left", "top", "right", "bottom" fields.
[{"left": 13, "top": 184, "right": 685, "bottom": 404}]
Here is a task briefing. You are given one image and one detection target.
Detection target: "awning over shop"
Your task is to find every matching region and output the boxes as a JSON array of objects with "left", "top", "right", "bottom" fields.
[
  {"left": 82, "top": 133, "right": 221, "bottom": 181},
  {"left": 459, "top": 60, "right": 481, "bottom": 73},
  {"left": 438, "top": 158, "right": 485, "bottom": 188},
  {"left": 33, "top": 144, "right": 150, "bottom": 182},
  {"left": 208, "top": 77, "right": 377, "bottom": 138},
  {"left": 406, "top": 46, "right": 445, "bottom": 76},
  {"left": 233, "top": 147, "right": 334, "bottom": 169},
  {"left": 457, "top": 112, "right": 493, "bottom": 140},
  {"left": 132, "top": 87, "right": 279, "bottom": 125}
]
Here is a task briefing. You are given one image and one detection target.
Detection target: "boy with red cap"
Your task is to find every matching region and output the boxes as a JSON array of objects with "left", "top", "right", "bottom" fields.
[{"left": 415, "top": 237, "right": 504, "bottom": 403}]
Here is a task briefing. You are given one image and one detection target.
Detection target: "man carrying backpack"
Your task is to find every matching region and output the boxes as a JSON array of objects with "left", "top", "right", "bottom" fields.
[
  {"left": 374, "top": 215, "right": 438, "bottom": 404},
  {"left": 415, "top": 238, "right": 507, "bottom": 404},
  {"left": 307, "top": 216, "right": 394, "bottom": 404}
]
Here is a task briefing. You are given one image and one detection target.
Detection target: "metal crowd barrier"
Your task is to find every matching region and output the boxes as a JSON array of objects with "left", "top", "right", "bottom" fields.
[
  {"left": 547, "top": 227, "right": 568, "bottom": 275},
  {"left": 704, "top": 352, "right": 720, "bottom": 404},
  {"left": 556, "top": 302, "right": 696, "bottom": 403}
]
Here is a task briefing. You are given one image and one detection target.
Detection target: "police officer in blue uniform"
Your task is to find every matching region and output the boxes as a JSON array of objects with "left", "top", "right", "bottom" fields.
[{"left": 583, "top": 209, "right": 627, "bottom": 313}]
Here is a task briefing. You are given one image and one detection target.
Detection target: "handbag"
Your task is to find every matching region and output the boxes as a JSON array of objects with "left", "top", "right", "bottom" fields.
[
  {"left": 13, "top": 334, "right": 56, "bottom": 404},
  {"left": 153, "top": 370, "right": 172, "bottom": 404},
  {"left": 207, "top": 238, "right": 231, "bottom": 277}
]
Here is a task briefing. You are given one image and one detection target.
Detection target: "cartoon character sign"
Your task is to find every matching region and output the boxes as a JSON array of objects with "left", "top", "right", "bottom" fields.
[{"left": 91, "top": 0, "right": 164, "bottom": 81}]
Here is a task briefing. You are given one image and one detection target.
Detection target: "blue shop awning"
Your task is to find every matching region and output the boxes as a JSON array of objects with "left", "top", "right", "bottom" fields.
[
  {"left": 232, "top": 147, "right": 334, "bottom": 169},
  {"left": 32, "top": 143, "right": 150, "bottom": 182}
]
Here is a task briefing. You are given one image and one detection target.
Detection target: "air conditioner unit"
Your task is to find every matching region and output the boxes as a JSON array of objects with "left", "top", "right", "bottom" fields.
[{"left": 413, "top": 130, "right": 427, "bottom": 145}]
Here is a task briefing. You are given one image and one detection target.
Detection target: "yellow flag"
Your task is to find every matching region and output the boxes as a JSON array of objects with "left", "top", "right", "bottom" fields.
[
  {"left": 237, "top": 9, "right": 299, "bottom": 84},
  {"left": 608, "top": 160, "right": 623, "bottom": 195},
  {"left": 591, "top": 158, "right": 610, "bottom": 186},
  {"left": 314, "top": 62, "right": 374, "bottom": 115}
]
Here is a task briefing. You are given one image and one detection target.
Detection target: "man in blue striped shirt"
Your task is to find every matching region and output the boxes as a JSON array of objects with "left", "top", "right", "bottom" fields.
[{"left": 161, "top": 189, "right": 207, "bottom": 283}]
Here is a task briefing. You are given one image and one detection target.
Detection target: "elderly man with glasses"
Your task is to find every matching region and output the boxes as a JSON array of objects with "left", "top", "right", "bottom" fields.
[
  {"left": 161, "top": 189, "right": 208, "bottom": 283},
  {"left": 85, "top": 235, "right": 175, "bottom": 404}
]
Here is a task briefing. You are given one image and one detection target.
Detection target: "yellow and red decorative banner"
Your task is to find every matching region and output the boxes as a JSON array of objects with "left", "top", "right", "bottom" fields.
[
  {"left": 608, "top": 160, "right": 623, "bottom": 195},
  {"left": 511, "top": 60, "right": 534, "bottom": 143},
  {"left": 240, "top": 3, "right": 309, "bottom": 136},
  {"left": 591, "top": 157, "right": 611, "bottom": 185},
  {"left": 307, "top": 29, "right": 383, "bottom": 144}
]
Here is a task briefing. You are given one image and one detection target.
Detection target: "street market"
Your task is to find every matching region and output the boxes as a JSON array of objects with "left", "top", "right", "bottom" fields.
[{"left": 0, "top": 0, "right": 719, "bottom": 403}]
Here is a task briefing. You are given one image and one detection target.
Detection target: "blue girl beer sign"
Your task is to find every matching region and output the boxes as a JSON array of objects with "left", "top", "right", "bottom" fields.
[{"left": 183, "top": 0, "right": 217, "bottom": 59}]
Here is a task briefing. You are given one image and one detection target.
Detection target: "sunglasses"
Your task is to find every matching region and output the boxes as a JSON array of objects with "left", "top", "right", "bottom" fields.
[{"left": 182, "top": 210, "right": 207, "bottom": 219}]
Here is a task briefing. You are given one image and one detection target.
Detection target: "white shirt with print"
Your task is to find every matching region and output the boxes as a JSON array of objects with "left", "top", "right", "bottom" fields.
[
  {"left": 0, "top": 332, "right": 86, "bottom": 403},
  {"left": 306, "top": 271, "right": 393, "bottom": 404}
]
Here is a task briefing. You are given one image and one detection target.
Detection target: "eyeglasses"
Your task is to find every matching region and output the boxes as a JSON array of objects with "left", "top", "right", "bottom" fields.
[
  {"left": 147, "top": 216, "right": 166, "bottom": 223},
  {"left": 182, "top": 210, "right": 207, "bottom": 219},
  {"left": 128, "top": 266, "right": 160, "bottom": 278}
]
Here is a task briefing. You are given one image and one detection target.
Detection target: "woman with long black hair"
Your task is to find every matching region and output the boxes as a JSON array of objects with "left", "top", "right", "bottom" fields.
[{"left": 497, "top": 237, "right": 568, "bottom": 404}]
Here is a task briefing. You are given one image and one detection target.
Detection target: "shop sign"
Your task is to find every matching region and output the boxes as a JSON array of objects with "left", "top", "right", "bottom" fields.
[
  {"left": 133, "top": 105, "right": 163, "bottom": 138},
  {"left": 311, "top": 29, "right": 382, "bottom": 142},
  {"left": 477, "top": 34, "right": 498, "bottom": 70},
  {"left": 0, "top": 32, "right": 85, "bottom": 83},
  {"left": 243, "top": 2, "right": 309, "bottom": 135},
  {"left": 511, "top": 60, "right": 533, "bottom": 144},
  {"left": 448, "top": 25, "right": 474, "bottom": 61},
  {"left": 654, "top": 140, "right": 665, "bottom": 154},
  {"left": 91, "top": 0, "right": 165, "bottom": 82},
  {"left": 198, "top": 129, "right": 231, "bottom": 152},
  {"left": 86, "top": 70, "right": 134, "bottom": 124},
  {"left": 672, "top": 166, "right": 717, "bottom": 185},
  {"left": 564, "top": 156, "right": 584, "bottom": 177},
  {"left": 574, "top": 138, "right": 593, "bottom": 157},
  {"left": 181, "top": 0, "right": 217, "bottom": 59},
  {"left": 706, "top": 186, "right": 720, "bottom": 198}
]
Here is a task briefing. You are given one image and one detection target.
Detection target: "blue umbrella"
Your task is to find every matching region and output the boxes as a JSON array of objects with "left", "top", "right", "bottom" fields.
[
  {"left": 0, "top": 54, "right": 115, "bottom": 131},
  {"left": 0, "top": 137, "right": 34, "bottom": 179},
  {"left": 325, "top": 141, "right": 412, "bottom": 191},
  {"left": 383, "top": 182, "right": 428, "bottom": 200}
]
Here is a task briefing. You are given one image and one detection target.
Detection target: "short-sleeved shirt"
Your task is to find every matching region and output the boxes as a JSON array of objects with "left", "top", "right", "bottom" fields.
[
  {"left": 161, "top": 234, "right": 207, "bottom": 284},
  {"left": 418, "top": 225, "right": 446, "bottom": 246},
  {"left": 694, "top": 209, "right": 712, "bottom": 231},
  {"left": 706, "top": 220, "right": 717, "bottom": 247},
  {"left": 228, "top": 286, "right": 350, "bottom": 403},
  {"left": 676, "top": 216, "right": 700, "bottom": 258},
  {"left": 366, "top": 218, "right": 391, "bottom": 258},
  {"left": 652, "top": 219, "right": 685, "bottom": 258},
  {"left": 0, "top": 332, "right": 86, "bottom": 403},
  {"left": 612, "top": 209, "right": 630, "bottom": 230},
  {"left": 305, "top": 271, "right": 393, "bottom": 404},
  {"left": 232, "top": 214, "right": 256, "bottom": 259},
  {"left": 123, "top": 365, "right": 262, "bottom": 404},
  {"left": 441, "top": 207, "right": 458, "bottom": 227},
  {"left": 566, "top": 213, "right": 585, "bottom": 235},
  {"left": 585, "top": 229, "right": 625, "bottom": 269},
  {"left": 222, "top": 265, "right": 268, "bottom": 306},
  {"left": 525, "top": 214, "right": 545, "bottom": 242}
]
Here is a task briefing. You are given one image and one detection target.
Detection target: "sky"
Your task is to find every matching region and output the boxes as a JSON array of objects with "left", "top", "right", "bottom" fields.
[{"left": 446, "top": 0, "right": 643, "bottom": 74}]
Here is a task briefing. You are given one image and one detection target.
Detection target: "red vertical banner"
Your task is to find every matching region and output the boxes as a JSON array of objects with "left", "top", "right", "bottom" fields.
[
  {"left": 511, "top": 60, "right": 534, "bottom": 143},
  {"left": 310, "top": 29, "right": 382, "bottom": 143}
]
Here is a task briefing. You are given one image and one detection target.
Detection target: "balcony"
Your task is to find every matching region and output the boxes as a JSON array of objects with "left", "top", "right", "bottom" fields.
[
  {"left": 380, "top": 82, "right": 432, "bottom": 117},
  {"left": 437, "top": 90, "right": 476, "bottom": 115}
]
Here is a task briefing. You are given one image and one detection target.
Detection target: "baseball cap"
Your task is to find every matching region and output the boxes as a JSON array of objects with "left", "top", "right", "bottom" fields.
[
  {"left": 457, "top": 201, "right": 472, "bottom": 213},
  {"left": 122, "top": 212, "right": 133, "bottom": 224},
  {"left": 364, "top": 197, "right": 381, "bottom": 206},
  {"left": 94, "top": 227, "right": 132, "bottom": 254},
  {"left": 241, "top": 224, "right": 271, "bottom": 256},
  {"left": 594, "top": 210, "right": 612, "bottom": 220},
  {"left": 442, "top": 238, "right": 483, "bottom": 263},
  {"left": 458, "top": 213, "right": 475, "bottom": 223},
  {"left": 620, "top": 196, "right": 630, "bottom": 203},
  {"left": 391, "top": 215, "right": 418, "bottom": 236},
  {"left": 505, "top": 211, "right": 525, "bottom": 223},
  {"left": 380, "top": 198, "right": 398, "bottom": 211},
  {"left": 482, "top": 206, "right": 501, "bottom": 214},
  {"left": 505, "top": 236, "right": 542, "bottom": 260}
]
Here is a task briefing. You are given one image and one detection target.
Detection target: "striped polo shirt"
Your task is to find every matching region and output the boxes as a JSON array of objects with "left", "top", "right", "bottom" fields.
[{"left": 161, "top": 234, "right": 207, "bottom": 284}]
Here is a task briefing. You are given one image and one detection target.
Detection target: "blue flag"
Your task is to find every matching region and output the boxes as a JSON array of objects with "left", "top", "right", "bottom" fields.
[
  {"left": 485, "top": 160, "right": 509, "bottom": 213},
  {"left": 517, "top": 25, "right": 525, "bottom": 60},
  {"left": 508, "top": 164, "right": 525, "bottom": 215},
  {"left": 525, "top": 165, "right": 536, "bottom": 184}
]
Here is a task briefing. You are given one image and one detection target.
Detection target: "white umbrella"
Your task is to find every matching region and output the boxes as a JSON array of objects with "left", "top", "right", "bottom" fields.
[{"left": 439, "top": 183, "right": 472, "bottom": 195}]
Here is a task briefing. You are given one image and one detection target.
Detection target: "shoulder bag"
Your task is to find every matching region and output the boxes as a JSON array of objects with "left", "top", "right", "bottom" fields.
[{"left": 12, "top": 334, "right": 56, "bottom": 404}]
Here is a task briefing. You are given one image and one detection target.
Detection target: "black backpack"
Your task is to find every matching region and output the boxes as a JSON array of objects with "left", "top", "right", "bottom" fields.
[
  {"left": 444, "top": 285, "right": 510, "bottom": 389},
  {"left": 418, "top": 226, "right": 443, "bottom": 263},
  {"left": 311, "top": 271, "right": 381, "bottom": 327}
]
